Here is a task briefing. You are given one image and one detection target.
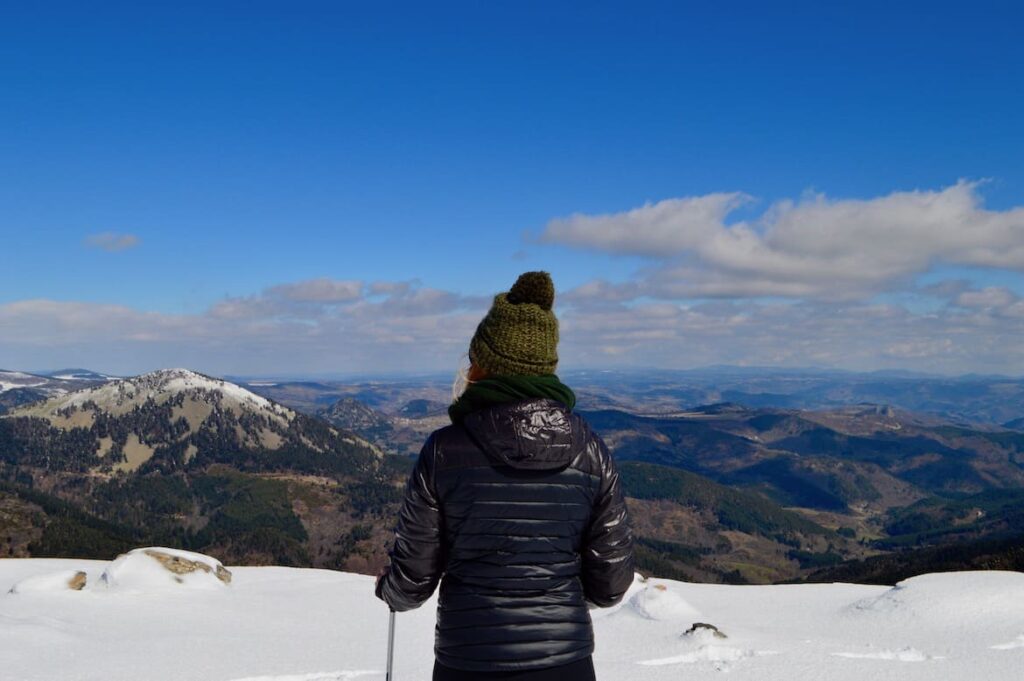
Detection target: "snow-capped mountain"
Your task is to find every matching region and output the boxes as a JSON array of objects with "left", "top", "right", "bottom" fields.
[
  {"left": 0, "top": 368, "right": 397, "bottom": 571},
  {"left": 0, "top": 368, "right": 112, "bottom": 413},
  {"left": 3, "top": 368, "right": 380, "bottom": 474},
  {"left": 0, "top": 370, "right": 50, "bottom": 393},
  {"left": 37, "top": 368, "right": 118, "bottom": 381},
  {"left": 14, "top": 367, "right": 294, "bottom": 423},
  {"left": 0, "top": 367, "right": 113, "bottom": 393}
]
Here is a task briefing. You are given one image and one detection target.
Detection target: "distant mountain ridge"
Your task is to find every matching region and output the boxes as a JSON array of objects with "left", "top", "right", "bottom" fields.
[
  {"left": 264, "top": 381, "right": 1024, "bottom": 583},
  {"left": 35, "top": 368, "right": 117, "bottom": 381},
  {"left": 581, "top": 402, "right": 1024, "bottom": 503},
  {"left": 304, "top": 391, "right": 1024, "bottom": 582},
  {"left": 1004, "top": 416, "right": 1024, "bottom": 430},
  {"left": 2, "top": 368, "right": 382, "bottom": 475},
  {"left": 560, "top": 368, "right": 1024, "bottom": 425}
]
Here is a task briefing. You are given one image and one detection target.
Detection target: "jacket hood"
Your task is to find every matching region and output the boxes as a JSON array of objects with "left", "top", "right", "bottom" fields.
[{"left": 461, "top": 398, "right": 582, "bottom": 470}]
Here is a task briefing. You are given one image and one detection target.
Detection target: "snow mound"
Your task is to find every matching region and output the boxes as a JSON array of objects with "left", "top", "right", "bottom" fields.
[
  {"left": 8, "top": 570, "right": 87, "bottom": 594},
  {"left": 100, "top": 547, "right": 232, "bottom": 591},
  {"left": 627, "top": 579, "right": 701, "bottom": 621},
  {"left": 846, "top": 571, "right": 1024, "bottom": 626},
  {"left": 587, "top": 572, "right": 646, "bottom": 620}
]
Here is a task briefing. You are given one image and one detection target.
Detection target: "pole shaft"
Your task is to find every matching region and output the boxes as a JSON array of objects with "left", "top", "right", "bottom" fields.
[{"left": 386, "top": 609, "right": 396, "bottom": 681}]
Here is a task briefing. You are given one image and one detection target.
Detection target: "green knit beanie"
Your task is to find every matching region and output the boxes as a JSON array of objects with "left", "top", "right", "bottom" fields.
[{"left": 468, "top": 271, "right": 559, "bottom": 376}]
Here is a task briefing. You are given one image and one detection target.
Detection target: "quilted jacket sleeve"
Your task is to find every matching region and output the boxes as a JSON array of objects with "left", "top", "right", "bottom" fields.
[
  {"left": 581, "top": 433, "right": 635, "bottom": 607},
  {"left": 375, "top": 433, "right": 445, "bottom": 611}
]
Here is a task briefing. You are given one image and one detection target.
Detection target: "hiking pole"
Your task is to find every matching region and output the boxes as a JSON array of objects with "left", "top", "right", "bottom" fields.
[{"left": 386, "top": 608, "right": 396, "bottom": 681}]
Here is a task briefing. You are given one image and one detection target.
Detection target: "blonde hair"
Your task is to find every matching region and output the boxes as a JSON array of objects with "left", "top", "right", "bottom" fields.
[{"left": 451, "top": 352, "right": 473, "bottom": 403}]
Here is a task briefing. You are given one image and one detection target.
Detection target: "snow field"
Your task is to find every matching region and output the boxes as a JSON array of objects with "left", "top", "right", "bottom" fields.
[{"left": 1, "top": 558, "right": 1023, "bottom": 681}]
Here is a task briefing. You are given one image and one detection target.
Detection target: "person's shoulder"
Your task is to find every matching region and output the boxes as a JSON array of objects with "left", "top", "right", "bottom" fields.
[
  {"left": 568, "top": 410, "right": 607, "bottom": 450},
  {"left": 562, "top": 411, "right": 610, "bottom": 478},
  {"left": 568, "top": 408, "right": 594, "bottom": 434},
  {"left": 427, "top": 422, "right": 469, "bottom": 447},
  {"left": 422, "top": 422, "right": 479, "bottom": 470}
]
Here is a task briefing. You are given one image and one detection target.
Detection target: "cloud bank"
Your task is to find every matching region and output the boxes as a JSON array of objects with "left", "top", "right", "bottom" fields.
[
  {"left": 5, "top": 182, "right": 1023, "bottom": 376},
  {"left": 0, "top": 281, "right": 488, "bottom": 376},
  {"left": 2, "top": 281, "right": 1023, "bottom": 377},
  {"left": 542, "top": 181, "right": 1024, "bottom": 301}
]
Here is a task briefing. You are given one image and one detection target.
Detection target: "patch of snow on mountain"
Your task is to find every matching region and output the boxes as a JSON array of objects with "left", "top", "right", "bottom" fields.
[
  {"left": 0, "top": 371, "right": 37, "bottom": 380},
  {"left": 156, "top": 368, "right": 291, "bottom": 416},
  {"left": 0, "top": 381, "right": 41, "bottom": 392},
  {"left": 0, "top": 370, "right": 48, "bottom": 392}
]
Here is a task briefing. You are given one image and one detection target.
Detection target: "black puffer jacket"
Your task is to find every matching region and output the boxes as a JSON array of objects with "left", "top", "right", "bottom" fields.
[{"left": 376, "top": 397, "right": 635, "bottom": 672}]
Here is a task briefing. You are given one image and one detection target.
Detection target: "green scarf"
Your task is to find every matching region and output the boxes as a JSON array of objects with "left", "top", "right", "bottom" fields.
[{"left": 448, "top": 374, "right": 576, "bottom": 424}]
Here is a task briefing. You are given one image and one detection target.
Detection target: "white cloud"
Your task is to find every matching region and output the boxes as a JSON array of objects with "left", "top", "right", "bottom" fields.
[
  {"left": 11, "top": 179, "right": 1024, "bottom": 377},
  {"left": 0, "top": 279, "right": 490, "bottom": 375},
  {"left": 3, "top": 280, "right": 1024, "bottom": 376},
  {"left": 954, "top": 287, "right": 1018, "bottom": 309},
  {"left": 84, "top": 232, "right": 140, "bottom": 252},
  {"left": 558, "top": 298, "right": 1024, "bottom": 375},
  {"left": 368, "top": 280, "right": 414, "bottom": 296},
  {"left": 541, "top": 193, "right": 751, "bottom": 257},
  {"left": 265, "top": 278, "right": 364, "bottom": 303},
  {"left": 541, "top": 181, "right": 1024, "bottom": 301}
]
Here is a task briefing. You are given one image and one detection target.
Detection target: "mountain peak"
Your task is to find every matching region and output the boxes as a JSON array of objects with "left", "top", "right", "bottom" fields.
[
  {"left": 10, "top": 367, "right": 295, "bottom": 422},
  {"left": 136, "top": 367, "right": 219, "bottom": 389}
]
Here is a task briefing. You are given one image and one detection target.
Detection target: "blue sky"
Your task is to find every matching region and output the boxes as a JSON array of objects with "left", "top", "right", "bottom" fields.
[{"left": 2, "top": 2, "right": 1023, "bottom": 376}]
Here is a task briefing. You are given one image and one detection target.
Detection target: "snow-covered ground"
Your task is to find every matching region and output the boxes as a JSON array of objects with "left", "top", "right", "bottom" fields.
[{"left": 2, "top": 555, "right": 1022, "bottom": 680}]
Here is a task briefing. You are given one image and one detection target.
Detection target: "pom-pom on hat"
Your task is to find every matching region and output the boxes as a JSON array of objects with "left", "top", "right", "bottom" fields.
[{"left": 468, "top": 271, "right": 559, "bottom": 376}]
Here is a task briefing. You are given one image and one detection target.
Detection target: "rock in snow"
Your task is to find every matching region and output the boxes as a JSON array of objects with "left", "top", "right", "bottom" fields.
[
  {"left": 100, "top": 547, "right": 233, "bottom": 590},
  {"left": 684, "top": 622, "right": 728, "bottom": 639},
  {"left": 8, "top": 569, "right": 87, "bottom": 594}
]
